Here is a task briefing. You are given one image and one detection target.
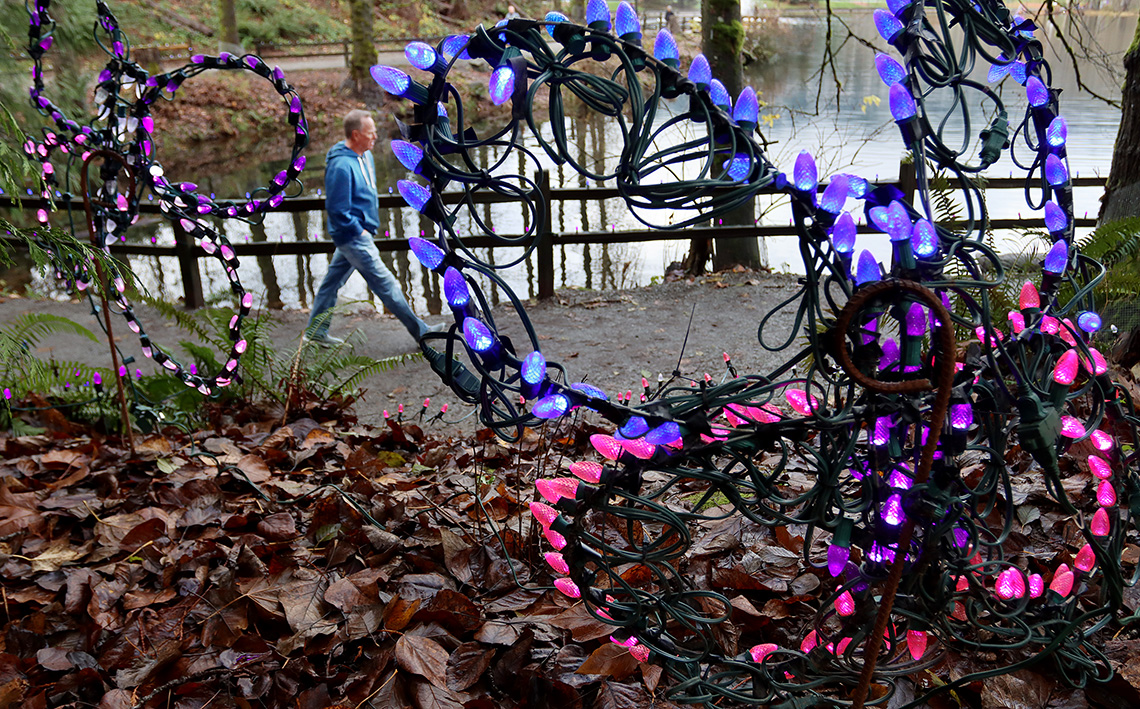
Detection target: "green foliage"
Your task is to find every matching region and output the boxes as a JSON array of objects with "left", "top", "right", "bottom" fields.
[
  {"left": 0, "top": 312, "right": 102, "bottom": 393},
  {"left": 236, "top": 0, "right": 347, "bottom": 45},
  {"left": 136, "top": 292, "right": 423, "bottom": 412}
]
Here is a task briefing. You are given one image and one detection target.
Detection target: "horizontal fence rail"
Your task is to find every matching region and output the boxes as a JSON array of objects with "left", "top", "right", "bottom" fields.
[{"left": 0, "top": 164, "right": 1107, "bottom": 309}]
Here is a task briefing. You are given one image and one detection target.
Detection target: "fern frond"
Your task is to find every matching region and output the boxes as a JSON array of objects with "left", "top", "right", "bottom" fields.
[
  {"left": 0, "top": 312, "right": 98, "bottom": 347},
  {"left": 331, "top": 352, "right": 425, "bottom": 395},
  {"left": 1078, "top": 217, "right": 1140, "bottom": 267}
]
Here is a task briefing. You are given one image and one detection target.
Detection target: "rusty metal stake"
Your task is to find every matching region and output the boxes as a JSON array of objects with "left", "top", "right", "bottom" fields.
[
  {"left": 80, "top": 149, "right": 136, "bottom": 455},
  {"left": 833, "top": 279, "right": 957, "bottom": 709}
]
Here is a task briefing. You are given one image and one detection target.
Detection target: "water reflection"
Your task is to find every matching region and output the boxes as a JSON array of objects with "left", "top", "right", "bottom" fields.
[{"left": 12, "top": 11, "right": 1124, "bottom": 310}]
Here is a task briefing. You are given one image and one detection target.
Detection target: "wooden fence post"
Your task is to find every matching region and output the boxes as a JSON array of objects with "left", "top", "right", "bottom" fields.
[
  {"left": 536, "top": 169, "right": 554, "bottom": 300},
  {"left": 899, "top": 159, "right": 917, "bottom": 203},
  {"left": 172, "top": 218, "right": 205, "bottom": 309}
]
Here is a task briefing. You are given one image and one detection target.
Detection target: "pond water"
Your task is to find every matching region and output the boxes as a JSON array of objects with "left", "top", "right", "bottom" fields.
[{"left": 19, "top": 10, "right": 1128, "bottom": 315}]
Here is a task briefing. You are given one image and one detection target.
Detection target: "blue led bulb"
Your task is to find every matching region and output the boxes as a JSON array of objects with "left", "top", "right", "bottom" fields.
[
  {"left": 855, "top": 250, "right": 881, "bottom": 285},
  {"left": 397, "top": 180, "right": 432, "bottom": 213},
  {"left": 645, "top": 421, "right": 681, "bottom": 445},
  {"left": 911, "top": 219, "right": 938, "bottom": 258},
  {"left": 1011, "top": 62, "right": 1027, "bottom": 84},
  {"left": 887, "top": 0, "right": 912, "bottom": 15},
  {"left": 1045, "top": 154, "right": 1069, "bottom": 186},
  {"left": 874, "top": 9, "right": 904, "bottom": 42},
  {"left": 875, "top": 53, "right": 906, "bottom": 86},
  {"left": 793, "top": 151, "right": 818, "bottom": 192},
  {"left": 437, "top": 102, "right": 449, "bottom": 118},
  {"left": 405, "top": 42, "right": 441, "bottom": 73},
  {"left": 709, "top": 79, "right": 731, "bottom": 111},
  {"left": 987, "top": 61, "right": 1011, "bottom": 83},
  {"left": 819, "top": 175, "right": 849, "bottom": 214},
  {"left": 1044, "top": 201, "right": 1067, "bottom": 234},
  {"left": 846, "top": 175, "right": 870, "bottom": 198},
  {"left": 521, "top": 350, "right": 547, "bottom": 384},
  {"left": 1043, "top": 239, "right": 1068, "bottom": 275},
  {"left": 408, "top": 236, "right": 446, "bottom": 270},
  {"left": 870, "top": 200, "right": 911, "bottom": 241},
  {"left": 444, "top": 267, "right": 470, "bottom": 308},
  {"left": 726, "top": 153, "right": 751, "bottom": 182},
  {"left": 570, "top": 382, "right": 608, "bottom": 400},
  {"left": 1026, "top": 76, "right": 1049, "bottom": 107},
  {"left": 463, "top": 318, "right": 496, "bottom": 352},
  {"left": 533, "top": 393, "right": 570, "bottom": 419},
  {"left": 688, "top": 53, "right": 711, "bottom": 88},
  {"left": 440, "top": 34, "right": 471, "bottom": 61},
  {"left": 1077, "top": 311, "right": 1102, "bottom": 334},
  {"left": 831, "top": 212, "right": 857, "bottom": 255},
  {"left": 545, "top": 11, "right": 569, "bottom": 36},
  {"left": 370, "top": 65, "right": 428, "bottom": 103},
  {"left": 390, "top": 140, "right": 424, "bottom": 174},
  {"left": 621, "top": 416, "right": 650, "bottom": 438},
  {"left": 653, "top": 29, "right": 679, "bottom": 66},
  {"left": 489, "top": 65, "right": 516, "bottom": 106},
  {"left": 586, "top": 0, "right": 611, "bottom": 29},
  {"left": 371, "top": 65, "right": 409, "bottom": 95},
  {"left": 733, "top": 86, "right": 759, "bottom": 128},
  {"left": 615, "top": 1, "right": 641, "bottom": 38},
  {"left": 889, "top": 83, "right": 917, "bottom": 121},
  {"left": 1046, "top": 116, "right": 1067, "bottom": 148}
]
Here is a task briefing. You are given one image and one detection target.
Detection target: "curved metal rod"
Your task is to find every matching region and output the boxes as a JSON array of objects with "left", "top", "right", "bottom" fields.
[{"left": 833, "top": 279, "right": 957, "bottom": 708}]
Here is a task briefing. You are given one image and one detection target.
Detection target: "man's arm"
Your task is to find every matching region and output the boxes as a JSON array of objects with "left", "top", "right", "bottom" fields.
[{"left": 325, "top": 161, "right": 364, "bottom": 236}]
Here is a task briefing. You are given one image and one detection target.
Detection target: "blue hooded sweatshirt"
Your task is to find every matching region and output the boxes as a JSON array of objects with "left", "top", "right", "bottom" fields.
[{"left": 324, "top": 141, "right": 379, "bottom": 245}]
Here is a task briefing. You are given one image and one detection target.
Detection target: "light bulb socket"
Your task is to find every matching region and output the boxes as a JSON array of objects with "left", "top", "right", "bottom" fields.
[
  {"left": 894, "top": 114, "right": 924, "bottom": 145},
  {"left": 465, "top": 25, "right": 507, "bottom": 65},
  {"left": 892, "top": 239, "right": 917, "bottom": 273}
]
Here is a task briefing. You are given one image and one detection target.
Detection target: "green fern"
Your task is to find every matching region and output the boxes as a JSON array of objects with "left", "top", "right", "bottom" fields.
[{"left": 329, "top": 351, "right": 425, "bottom": 396}]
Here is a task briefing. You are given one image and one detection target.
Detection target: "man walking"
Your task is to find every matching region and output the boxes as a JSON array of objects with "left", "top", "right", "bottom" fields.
[{"left": 306, "top": 110, "right": 436, "bottom": 346}]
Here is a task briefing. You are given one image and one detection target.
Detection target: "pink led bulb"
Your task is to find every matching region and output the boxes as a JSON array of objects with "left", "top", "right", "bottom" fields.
[
  {"left": 994, "top": 568, "right": 1025, "bottom": 600},
  {"left": 544, "top": 552, "right": 570, "bottom": 574},
  {"left": 1028, "top": 573, "right": 1044, "bottom": 598},
  {"left": 786, "top": 388, "right": 819, "bottom": 415},
  {"left": 906, "top": 630, "right": 927, "bottom": 661},
  {"left": 1088, "top": 455, "right": 1112, "bottom": 480},
  {"left": 1091, "top": 508, "right": 1110, "bottom": 536},
  {"left": 569, "top": 461, "right": 603, "bottom": 483},
  {"left": 621, "top": 438, "right": 656, "bottom": 459},
  {"left": 1008, "top": 311, "right": 1026, "bottom": 333},
  {"left": 529, "top": 501, "right": 558, "bottom": 527},
  {"left": 1050, "top": 564, "right": 1074, "bottom": 596},
  {"left": 590, "top": 434, "right": 624, "bottom": 460},
  {"left": 1019, "top": 281, "right": 1040, "bottom": 309},
  {"left": 544, "top": 526, "right": 567, "bottom": 550},
  {"left": 1090, "top": 429, "right": 1114, "bottom": 452},
  {"left": 536, "top": 477, "right": 579, "bottom": 504},
  {"left": 1074, "top": 544, "right": 1096, "bottom": 573},
  {"left": 554, "top": 577, "right": 581, "bottom": 598},
  {"left": 750, "top": 643, "right": 778, "bottom": 663},
  {"left": 835, "top": 591, "right": 855, "bottom": 616},
  {"left": 1097, "top": 480, "right": 1117, "bottom": 507},
  {"left": 1052, "top": 350, "right": 1078, "bottom": 385},
  {"left": 629, "top": 645, "right": 650, "bottom": 663},
  {"left": 1059, "top": 416, "right": 1085, "bottom": 438}
]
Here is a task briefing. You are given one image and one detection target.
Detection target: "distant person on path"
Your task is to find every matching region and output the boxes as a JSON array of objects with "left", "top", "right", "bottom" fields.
[
  {"left": 505, "top": 4, "right": 520, "bottom": 19},
  {"left": 306, "top": 109, "right": 437, "bottom": 347},
  {"left": 665, "top": 5, "right": 679, "bottom": 33}
]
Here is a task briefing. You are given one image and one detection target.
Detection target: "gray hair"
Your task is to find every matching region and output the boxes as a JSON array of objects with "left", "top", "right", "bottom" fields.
[{"left": 344, "top": 109, "right": 372, "bottom": 138}]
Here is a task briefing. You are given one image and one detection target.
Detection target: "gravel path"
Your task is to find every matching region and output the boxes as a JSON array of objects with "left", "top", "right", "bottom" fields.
[{"left": 1, "top": 271, "right": 805, "bottom": 435}]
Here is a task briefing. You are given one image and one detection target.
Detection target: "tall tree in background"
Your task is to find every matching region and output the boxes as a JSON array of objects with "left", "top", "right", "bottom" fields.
[
  {"left": 348, "top": 0, "right": 378, "bottom": 96},
  {"left": 1099, "top": 17, "right": 1140, "bottom": 224},
  {"left": 690, "top": 0, "right": 761, "bottom": 273},
  {"left": 217, "top": 0, "right": 241, "bottom": 55}
]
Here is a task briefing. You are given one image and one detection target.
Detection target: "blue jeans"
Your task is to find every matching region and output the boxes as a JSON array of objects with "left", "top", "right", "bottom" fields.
[{"left": 307, "top": 231, "right": 428, "bottom": 340}]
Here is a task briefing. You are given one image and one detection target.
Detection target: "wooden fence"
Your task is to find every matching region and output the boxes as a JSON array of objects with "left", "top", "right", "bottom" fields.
[{"left": 0, "top": 164, "right": 1106, "bottom": 309}]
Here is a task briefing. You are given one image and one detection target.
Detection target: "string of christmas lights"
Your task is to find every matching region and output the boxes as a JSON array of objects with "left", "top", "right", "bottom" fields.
[
  {"left": 380, "top": 0, "right": 1137, "bottom": 704},
  {"left": 22, "top": 0, "right": 309, "bottom": 396}
]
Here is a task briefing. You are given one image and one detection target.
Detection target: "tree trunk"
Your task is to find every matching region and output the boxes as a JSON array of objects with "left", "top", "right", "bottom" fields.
[
  {"left": 694, "top": 0, "right": 761, "bottom": 273},
  {"left": 349, "top": 0, "right": 378, "bottom": 95},
  {"left": 217, "top": 0, "right": 241, "bottom": 55},
  {"left": 1099, "top": 16, "right": 1140, "bottom": 224}
]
